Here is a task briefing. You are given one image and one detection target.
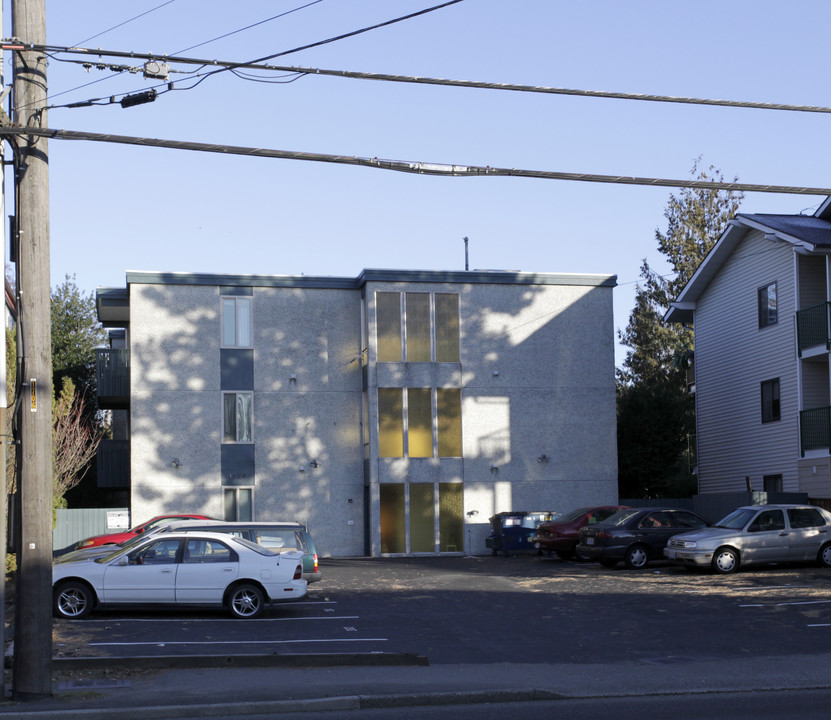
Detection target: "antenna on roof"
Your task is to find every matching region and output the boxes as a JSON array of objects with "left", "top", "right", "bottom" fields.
[{"left": 464, "top": 236, "right": 469, "bottom": 271}]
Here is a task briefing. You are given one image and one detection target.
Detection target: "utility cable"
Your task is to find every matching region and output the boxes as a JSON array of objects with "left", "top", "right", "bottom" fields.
[
  {"left": 1, "top": 124, "right": 829, "bottom": 196},
  {"left": 33, "top": 45, "right": 831, "bottom": 116}
]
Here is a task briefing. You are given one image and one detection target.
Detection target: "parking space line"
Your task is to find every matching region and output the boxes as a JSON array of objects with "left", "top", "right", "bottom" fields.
[
  {"left": 87, "top": 638, "right": 388, "bottom": 647},
  {"left": 739, "top": 599, "right": 831, "bottom": 608}
]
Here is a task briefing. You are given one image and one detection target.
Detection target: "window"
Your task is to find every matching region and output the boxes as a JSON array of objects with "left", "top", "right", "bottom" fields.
[
  {"left": 435, "top": 294, "right": 460, "bottom": 362},
  {"left": 437, "top": 388, "right": 462, "bottom": 457},
  {"left": 378, "top": 388, "right": 463, "bottom": 458},
  {"left": 751, "top": 509, "right": 785, "bottom": 532},
  {"left": 672, "top": 511, "right": 709, "bottom": 529},
  {"left": 406, "top": 293, "right": 431, "bottom": 361},
  {"left": 223, "top": 487, "right": 253, "bottom": 521},
  {"left": 223, "top": 392, "right": 253, "bottom": 442},
  {"left": 184, "top": 539, "right": 237, "bottom": 563},
  {"left": 758, "top": 282, "right": 777, "bottom": 328},
  {"left": 222, "top": 297, "right": 252, "bottom": 347},
  {"left": 375, "top": 292, "right": 460, "bottom": 362},
  {"left": 378, "top": 388, "right": 404, "bottom": 457},
  {"left": 130, "top": 538, "right": 182, "bottom": 565},
  {"left": 376, "top": 293, "right": 402, "bottom": 362},
  {"left": 761, "top": 379, "right": 781, "bottom": 423},
  {"left": 763, "top": 474, "right": 783, "bottom": 493},
  {"left": 788, "top": 507, "right": 826, "bottom": 529}
]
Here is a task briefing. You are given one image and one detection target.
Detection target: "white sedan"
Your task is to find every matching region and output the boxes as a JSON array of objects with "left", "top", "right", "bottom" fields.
[{"left": 53, "top": 531, "right": 307, "bottom": 619}]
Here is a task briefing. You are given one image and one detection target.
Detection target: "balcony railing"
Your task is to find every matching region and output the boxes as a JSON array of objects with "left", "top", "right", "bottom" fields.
[
  {"left": 96, "top": 439, "right": 130, "bottom": 489},
  {"left": 797, "top": 302, "right": 831, "bottom": 355},
  {"left": 800, "top": 406, "right": 831, "bottom": 456},
  {"left": 96, "top": 348, "right": 129, "bottom": 408}
]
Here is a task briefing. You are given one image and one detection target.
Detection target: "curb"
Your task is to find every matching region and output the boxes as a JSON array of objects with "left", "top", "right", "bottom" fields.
[
  {"left": 12, "top": 651, "right": 429, "bottom": 671},
  {"left": 0, "top": 688, "right": 566, "bottom": 719}
]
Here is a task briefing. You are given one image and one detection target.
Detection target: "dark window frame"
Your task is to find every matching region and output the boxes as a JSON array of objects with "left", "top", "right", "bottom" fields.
[
  {"left": 758, "top": 282, "right": 778, "bottom": 329},
  {"left": 761, "top": 378, "right": 781, "bottom": 423}
]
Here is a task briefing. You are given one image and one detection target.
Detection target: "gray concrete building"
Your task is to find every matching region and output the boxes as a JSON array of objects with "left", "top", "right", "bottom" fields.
[{"left": 96, "top": 268, "right": 618, "bottom": 557}]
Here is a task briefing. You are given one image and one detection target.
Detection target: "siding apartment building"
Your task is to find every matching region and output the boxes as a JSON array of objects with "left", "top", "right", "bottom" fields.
[
  {"left": 96, "top": 268, "right": 618, "bottom": 557},
  {"left": 667, "top": 198, "right": 831, "bottom": 503}
]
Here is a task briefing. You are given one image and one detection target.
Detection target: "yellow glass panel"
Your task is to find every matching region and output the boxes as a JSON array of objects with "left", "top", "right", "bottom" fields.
[
  {"left": 407, "top": 388, "right": 432, "bottom": 457},
  {"left": 439, "top": 483, "right": 464, "bottom": 552},
  {"left": 437, "top": 389, "right": 462, "bottom": 457},
  {"left": 378, "top": 388, "right": 404, "bottom": 457},
  {"left": 406, "top": 293, "right": 431, "bottom": 361},
  {"left": 410, "top": 484, "right": 436, "bottom": 553},
  {"left": 376, "top": 292, "right": 402, "bottom": 362},
  {"left": 435, "top": 293, "right": 460, "bottom": 362},
  {"left": 380, "top": 484, "right": 406, "bottom": 554}
]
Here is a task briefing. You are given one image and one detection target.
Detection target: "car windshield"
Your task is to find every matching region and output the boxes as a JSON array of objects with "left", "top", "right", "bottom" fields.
[
  {"left": 94, "top": 543, "right": 135, "bottom": 564},
  {"left": 606, "top": 509, "right": 641, "bottom": 526},
  {"left": 715, "top": 508, "right": 757, "bottom": 530}
]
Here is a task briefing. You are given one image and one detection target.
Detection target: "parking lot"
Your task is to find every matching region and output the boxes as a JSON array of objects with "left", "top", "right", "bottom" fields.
[{"left": 52, "top": 554, "right": 831, "bottom": 665}]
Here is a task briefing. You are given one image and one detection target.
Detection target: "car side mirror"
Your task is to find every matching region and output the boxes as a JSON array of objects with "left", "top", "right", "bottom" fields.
[
  {"left": 116, "top": 556, "right": 129, "bottom": 566},
  {"left": 748, "top": 523, "right": 760, "bottom": 533}
]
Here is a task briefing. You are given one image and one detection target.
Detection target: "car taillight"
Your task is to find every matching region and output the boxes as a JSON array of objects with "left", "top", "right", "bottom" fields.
[
  {"left": 293, "top": 564, "right": 303, "bottom": 580},
  {"left": 313, "top": 553, "right": 319, "bottom": 573},
  {"left": 597, "top": 531, "right": 612, "bottom": 539},
  {"left": 78, "top": 540, "right": 94, "bottom": 548}
]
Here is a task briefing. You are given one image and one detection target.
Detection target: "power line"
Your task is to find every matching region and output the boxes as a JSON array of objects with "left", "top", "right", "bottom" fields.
[
  {"left": 1, "top": 124, "right": 829, "bottom": 196},
  {"left": 12, "top": 0, "right": 465, "bottom": 109},
  {"left": 35, "top": 44, "right": 831, "bottom": 116},
  {"left": 173, "top": 0, "right": 326, "bottom": 55},
  {"left": 70, "top": 0, "right": 179, "bottom": 47}
]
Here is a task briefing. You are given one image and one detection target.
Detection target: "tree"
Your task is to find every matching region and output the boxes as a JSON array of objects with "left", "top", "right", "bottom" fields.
[
  {"left": 617, "top": 159, "right": 743, "bottom": 497},
  {"left": 51, "top": 274, "right": 108, "bottom": 407},
  {"left": 52, "top": 377, "right": 104, "bottom": 509}
]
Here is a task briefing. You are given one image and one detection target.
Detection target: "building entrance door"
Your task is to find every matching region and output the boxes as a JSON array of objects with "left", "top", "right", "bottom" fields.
[{"left": 379, "top": 482, "right": 463, "bottom": 554}]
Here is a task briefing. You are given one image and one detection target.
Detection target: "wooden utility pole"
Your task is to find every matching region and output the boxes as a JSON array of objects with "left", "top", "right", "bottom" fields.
[{"left": 10, "top": 0, "right": 52, "bottom": 699}]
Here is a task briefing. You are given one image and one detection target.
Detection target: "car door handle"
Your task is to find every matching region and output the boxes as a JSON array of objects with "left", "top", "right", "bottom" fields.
[
  {"left": 778, "top": 532, "right": 788, "bottom": 536},
  {"left": 161, "top": 569, "right": 173, "bottom": 574},
  {"left": 223, "top": 567, "right": 234, "bottom": 572}
]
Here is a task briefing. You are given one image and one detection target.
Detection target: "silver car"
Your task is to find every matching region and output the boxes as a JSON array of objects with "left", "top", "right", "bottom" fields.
[{"left": 664, "top": 504, "right": 831, "bottom": 574}]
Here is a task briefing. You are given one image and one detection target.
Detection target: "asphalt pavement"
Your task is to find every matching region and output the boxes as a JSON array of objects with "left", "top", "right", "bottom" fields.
[{"left": 4, "top": 555, "right": 831, "bottom": 718}]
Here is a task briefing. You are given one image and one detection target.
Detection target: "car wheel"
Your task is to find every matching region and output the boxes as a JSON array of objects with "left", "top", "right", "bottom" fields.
[
  {"left": 711, "top": 547, "right": 739, "bottom": 574},
  {"left": 818, "top": 543, "right": 831, "bottom": 568},
  {"left": 624, "top": 545, "right": 649, "bottom": 570},
  {"left": 54, "top": 581, "right": 94, "bottom": 619},
  {"left": 599, "top": 558, "right": 618, "bottom": 569},
  {"left": 228, "top": 583, "right": 265, "bottom": 619}
]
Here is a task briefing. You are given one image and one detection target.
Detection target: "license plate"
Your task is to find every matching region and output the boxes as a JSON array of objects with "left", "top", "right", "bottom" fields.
[
  {"left": 585, "top": 537, "right": 594, "bottom": 545},
  {"left": 667, "top": 549, "right": 676, "bottom": 559}
]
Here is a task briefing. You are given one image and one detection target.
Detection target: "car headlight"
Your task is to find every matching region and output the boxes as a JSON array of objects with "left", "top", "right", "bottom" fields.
[{"left": 681, "top": 540, "right": 697, "bottom": 549}]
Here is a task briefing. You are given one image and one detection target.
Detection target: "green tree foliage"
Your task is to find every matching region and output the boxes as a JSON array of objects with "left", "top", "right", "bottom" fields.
[
  {"left": 51, "top": 274, "right": 107, "bottom": 406},
  {"left": 617, "top": 159, "right": 743, "bottom": 498}
]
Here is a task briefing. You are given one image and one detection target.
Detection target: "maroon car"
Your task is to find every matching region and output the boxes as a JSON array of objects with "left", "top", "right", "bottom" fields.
[{"left": 532, "top": 505, "right": 629, "bottom": 560}]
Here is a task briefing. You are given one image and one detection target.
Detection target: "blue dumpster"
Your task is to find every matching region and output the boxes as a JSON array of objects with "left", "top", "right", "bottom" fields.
[{"left": 486, "top": 511, "right": 559, "bottom": 556}]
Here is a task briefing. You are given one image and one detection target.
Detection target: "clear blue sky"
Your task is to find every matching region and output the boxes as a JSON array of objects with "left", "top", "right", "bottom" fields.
[{"left": 5, "top": 1, "right": 831, "bottom": 367}]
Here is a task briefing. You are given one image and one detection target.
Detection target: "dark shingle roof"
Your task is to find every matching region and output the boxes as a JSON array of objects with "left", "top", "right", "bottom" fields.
[{"left": 739, "top": 213, "right": 831, "bottom": 248}]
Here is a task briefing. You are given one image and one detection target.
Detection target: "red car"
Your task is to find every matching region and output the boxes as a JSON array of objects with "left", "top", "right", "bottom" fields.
[
  {"left": 74, "top": 514, "right": 214, "bottom": 549},
  {"left": 532, "top": 505, "right": 630, "bottom": 560}
]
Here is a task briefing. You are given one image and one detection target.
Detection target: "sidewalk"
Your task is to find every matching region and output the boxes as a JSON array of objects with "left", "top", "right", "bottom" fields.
[{"left": 2, "top": 652, "right": 831, "bottom": 719}]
